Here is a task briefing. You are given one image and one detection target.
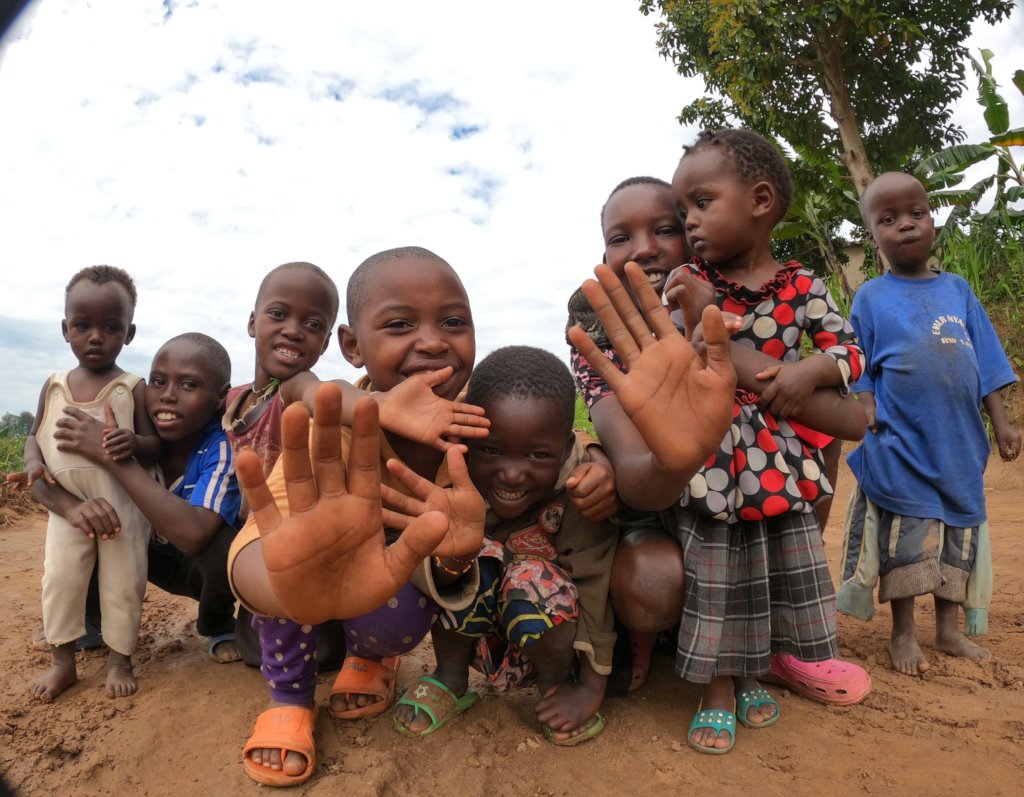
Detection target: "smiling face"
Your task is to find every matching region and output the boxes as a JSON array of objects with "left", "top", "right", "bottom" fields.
[
  {"left": 248, "top": 267, "right": 335, "bottom": 389},
  {"left": 62, "top": 280, "right": 136, "bottom": 374},
  {"left": 146, "top": 339, "right": 229, "bottom": 445},
  {"left": 861, "top": 172, "right": 936, "bottom": 277},
  {"left": 339, "top": 256, "right": 475, "bottom": 399},
  {"left": 466, "top": 394, "right": 573, "bottom": 521},
  {"left": 671, "top": 148, "right": 763, "bottom": 268},
  {"left": 602, "top": 182, "right": 688, "bottom": 296}
]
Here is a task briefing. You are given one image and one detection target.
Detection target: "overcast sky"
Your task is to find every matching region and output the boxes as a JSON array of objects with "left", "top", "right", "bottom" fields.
[{"left": 1, "top": 0, "right": 1021, "bottom": 416}]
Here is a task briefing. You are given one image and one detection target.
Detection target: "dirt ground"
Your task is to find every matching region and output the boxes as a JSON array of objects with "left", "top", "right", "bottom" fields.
[{"left": 1, "top": 454, "right": 1022, "bottom": 797}]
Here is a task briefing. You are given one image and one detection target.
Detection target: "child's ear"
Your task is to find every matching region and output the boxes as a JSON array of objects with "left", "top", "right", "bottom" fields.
[
  {"left": 61, "top": 319, "right": 70, "bottom": 342},
  {"left": 337, "top": 324, "right": 364, "bottom": 368},
  {"left": 750, "top": 180, "right": 776, "bottom": 220},
  {"left": 216, "top": 381, "right": 231, "bottom": 411},
  {"left": 247, "top": 311, "right": 256, "bottom": 339},
  {"left": 124, "top": 323, "right": 137, "bottom": 345}
]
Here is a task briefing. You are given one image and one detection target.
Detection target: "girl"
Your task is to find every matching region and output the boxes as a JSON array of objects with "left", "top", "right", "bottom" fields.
[
  {"left": 570, "top": 140, "right": 868, "bottom": 755},
  {"left": 10, "top": 266, "right": 159, "bottom": 700}
]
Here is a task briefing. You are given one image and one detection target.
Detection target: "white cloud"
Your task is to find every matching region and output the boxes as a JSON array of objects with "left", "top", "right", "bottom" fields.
[{"left": 0, "top": 0, "right": 1019, "bottom": 416}]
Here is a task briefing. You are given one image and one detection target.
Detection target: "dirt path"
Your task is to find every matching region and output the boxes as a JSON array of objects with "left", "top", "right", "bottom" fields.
[{"left": 1, "top": 455, "right": 1022, "bottom": 796}]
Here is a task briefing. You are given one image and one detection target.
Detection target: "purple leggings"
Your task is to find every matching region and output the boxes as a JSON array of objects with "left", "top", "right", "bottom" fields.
[{"left": 255, "top": 581, "right": 437, "bottom": 703}]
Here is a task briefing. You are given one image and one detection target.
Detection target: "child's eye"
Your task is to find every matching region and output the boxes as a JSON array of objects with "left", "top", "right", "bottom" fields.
[
  {"left": 880, "top": 215, "right": 894, "bottom": 225},
  {"left": 912, "top": 210, "right": 927, "bottom": 218},
  {"left": 527, "top": 452, "right": 551, "bottom": 461},
  {"left": 181, "top": 380, "right": 198, "bottom": 390},
  {"left": 480, "top": 445, "right": 501, "bottom": 456},
  {"left": 305, "top": 319, "right": 323, "bottom": 331},
  {"left": 606, "top": 234, "right": 628, "bottom": 246},
  {"left": 105, "top": 324, "right": 123, "bottom": 333},
  {"left": 442, "top": 316, "right": 469, "bottom": 329},
  {"left": 383, "top": 319, "right": 412, "bottom": 331},
  {"left": 267, "top": 309, "right": 285, "bottom": 320},
  {"left": 149, "top": 376, "right": 165, "bottom": 387},
  {"left": 695, "top": 197, "right": 708, "bottom": 209},
  {"left": 657, "top": 226, "right": 681, "bottom": 236}
]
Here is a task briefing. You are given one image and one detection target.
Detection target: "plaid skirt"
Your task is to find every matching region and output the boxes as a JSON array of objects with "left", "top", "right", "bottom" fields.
[{"left": 671, "top": 506, "right": 837, "bottom": 683}]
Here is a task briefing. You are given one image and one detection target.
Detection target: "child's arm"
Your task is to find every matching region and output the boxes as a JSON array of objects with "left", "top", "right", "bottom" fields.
[
  {"left": 983, "top": 390, "right": 1021, "bottom": 462},
  {"left": 231, "top": 383, "right": 452, "bottom": 625},
  {"left": 58, "top": 406, "right": 229, "bottom": 556},
  {"left": 281, "top": 368, "right": 489, "bottom": 452},
  {"left": 7, "top": 382, "right": 54, "bottom": 491},
  {"left": 565, "top": 438, "right": 617, "bottom": 522},
  {"left": 102, "top": 381, "right": 161, "bottom": 463},
  {"left": 568, "top": 263, "right": 737, "bottom": 511}
]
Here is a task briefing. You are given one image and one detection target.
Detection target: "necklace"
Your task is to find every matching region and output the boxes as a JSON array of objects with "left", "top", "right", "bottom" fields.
[{"left": 231, "top": 378, "right": 281, "bottom": 433}]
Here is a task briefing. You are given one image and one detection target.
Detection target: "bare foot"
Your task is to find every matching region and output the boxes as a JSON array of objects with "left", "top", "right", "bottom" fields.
[
  {"left": 329, "top": 690, "right": 383, "bottom": 716},
  {"left": 247, "top": 701, "right": 312, "bottom": 777},
  {"left": 535, "top": 679, "right": 605, "bottom": 743},
  {"left": 209, "top": 637, "right": 242, "bottom": 663},
  {"left": 735, "top": 677, "right": 776, "bottom": 725},
  {"left": 105, "top": 651, "right": 138, "bottom": 698},
  {"left": 393, "top": 668, "right": 470, "bottom": 735},
  {"left": 935, "top": 631, "right": 991, "bottom": 661},
  {"left": 889, "top": 630, "right": 929, "bottom": 675},
  {"left": 690, "top": 675, "right": 734, "bottom": 750},
  {"left": 30, "top": 644, "right": 78, "bottom": 702}
]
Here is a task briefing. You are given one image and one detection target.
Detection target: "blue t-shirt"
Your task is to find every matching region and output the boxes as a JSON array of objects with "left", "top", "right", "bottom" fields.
[
  {"left": 847, "top": 271, "right": 1016, "bottom": 526},
  {"left": 152, "top": 421, "right": 241, "bottom": 554}
]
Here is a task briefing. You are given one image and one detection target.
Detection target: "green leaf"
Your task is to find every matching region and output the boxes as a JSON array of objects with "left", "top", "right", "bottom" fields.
[
  {"left": 991, "top": 128, "right": 1024, "bottom": 147},
  {"left": 916, "top": 144, "right": 994, "bottom": 177},
  {"left": 970, "top": 51, "right": 1010, "bottom": 135},
  {"left": 1013, "top": 70, "right": 1024, "bottom": 98}
]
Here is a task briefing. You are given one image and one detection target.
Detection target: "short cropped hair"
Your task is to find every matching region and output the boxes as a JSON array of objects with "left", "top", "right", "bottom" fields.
[
  {"left": 255, "top": 262, "right": 340, "bottom": 326},
  {"left": 346, "top": 246, "right": 457, "bottom": 324},
  {"left": 160, "top": 332, "right": 232, "bottom": 386},
  {"left": 600, "top": 176, "right": 672, "bottom": 229},
  {"left": 66, "top": 265, "right": 138, "bottom": 308},
  {"left": 466, "top": 346, "right": 576, "bottom": 433},
  {"left": 684, "top": 129, "right": 793, "bottom": 217}
]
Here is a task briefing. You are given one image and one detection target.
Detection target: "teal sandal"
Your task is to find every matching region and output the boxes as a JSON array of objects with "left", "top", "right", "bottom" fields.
[
  {"left": 393, "top": 675, "right": 479, "bottom": 737},
  {"left": 687, "top": 702, "right": 736, "bottom": 755},
  {"left": 736, "top": 683, "right": 780, "bottom": 729}
]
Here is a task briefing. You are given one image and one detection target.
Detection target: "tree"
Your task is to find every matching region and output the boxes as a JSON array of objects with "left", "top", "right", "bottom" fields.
[
  {"left": 641, "top": 0, "right": 1015, "bottom": 197},
  {"left": 0, "top": 412, "right": 33, "bottom": 436}
]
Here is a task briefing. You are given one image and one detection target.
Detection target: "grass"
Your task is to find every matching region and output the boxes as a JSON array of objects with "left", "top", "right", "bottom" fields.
[
  {"left": 573, "top": 395, "right": 596, "bottom": 438},
  {"left": 0, "top": 428, "right": 25, "bottom": 475}
]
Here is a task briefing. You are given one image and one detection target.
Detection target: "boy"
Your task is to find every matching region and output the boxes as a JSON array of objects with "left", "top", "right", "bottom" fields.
[
  {"left": 229, "top": 247, "right": 487, "bottom": 787},
  {"left": 840, "top": 171, "right": 1020, "bottom": 674},
  {"left": 41, "top": 333, "right": 248, "bottom": 662},
  {"left": 391, "top": 346, "right": 617, "bottom": 745}
]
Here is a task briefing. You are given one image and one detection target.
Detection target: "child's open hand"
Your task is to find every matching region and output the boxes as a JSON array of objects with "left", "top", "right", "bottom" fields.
[
  {"left": 379, "top": 447, "right": 486, "bottom": 561},
  {"left": 5, "top": 463, "right": 54, "bottom": 491},
  {"left": 235, "top": 383, "right": 451, "bottom": 625},
  {"left": 568, "top": 262, "right": 736, "bottom": 475},
  {"left": 754, "top": 362, "right": 817, "bottom": 419},
  {"left": 375, "top": 368, "right": 490, "bottom": 453},
  {"left": 54, "top": 406, "right": 109, "bottom": 462},
  {"left": 565, "top": 460, "right": 617, "bottom": 521}
]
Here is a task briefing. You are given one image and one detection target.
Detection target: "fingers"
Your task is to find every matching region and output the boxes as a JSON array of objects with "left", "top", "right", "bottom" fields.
[
  {"left": 449, "top": 404, "right": 488, "bottom": 420},
  {"left": 582, "top": 267, "right": 644, "bottom": 362},
  {"left": 419, "top": 366, "right": 455, "bottom": 387},
  {"left": 104, "top": 403, "right": 117, "bottom": 428},
  {"left": 235, "top": 447, "right": 283, "bottom": 535},
  {"left": 756, "top": 365, "right": 782, "bottom": 381},
  {"left": 623, "top": 262, "right": 686, "bottom": 342},
  {"left": 382, "top": 456, "right": 433, "bottom": 502},
  {"left": 380, "top": 471, "right": 428, "bottom": 516},
  {"left": 699, "top": 305, "right": 736, "bottom": 383},
  {"left": 382, "top": 511, "right": 451, "bottom": 582},
  {"left": 61, "top": 406, "right": 89, "bottom": 421},
  {"left": 311, "top": 383, "right": 346, "bottom": 498},
  {"left": 567, "top": 324, "right": 624, "bottom": 393},
  {"left": 345, "top": 396, "right": 384, "bottom": 504},
  {"left": 444, "top": 447, "right": 474, "bottom": 490},
  {"left": 278, "top": 401, "right": 318, "bottom": 514}
]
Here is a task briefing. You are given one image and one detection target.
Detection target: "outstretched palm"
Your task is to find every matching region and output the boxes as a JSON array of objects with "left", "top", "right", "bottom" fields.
[
  {"left": 235, "top": 384, "right": 450, "bottom": 625},
  {"left": 568, "top": 262, "right": 736, "bottom": 474}
]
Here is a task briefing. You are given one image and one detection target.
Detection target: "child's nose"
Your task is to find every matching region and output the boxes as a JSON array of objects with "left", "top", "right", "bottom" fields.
[
  {"left": 499, "top": 463, "right": 527, "bottom": 485},
  {"left": 632, "top": 234, "right": 659, "bottom": 261},
  {"left": 415, "top": 327, "right": 449, "bottom": 353}
]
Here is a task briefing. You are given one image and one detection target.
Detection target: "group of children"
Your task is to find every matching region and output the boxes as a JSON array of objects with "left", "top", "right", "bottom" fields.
[{"left": 11, "top": 127, "right": 1019, "bottom": 784}]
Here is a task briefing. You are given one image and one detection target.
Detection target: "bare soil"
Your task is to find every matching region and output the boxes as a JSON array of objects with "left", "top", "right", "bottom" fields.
[{"left": 1, "top": 455, "right": 1022, "bottom": 796}]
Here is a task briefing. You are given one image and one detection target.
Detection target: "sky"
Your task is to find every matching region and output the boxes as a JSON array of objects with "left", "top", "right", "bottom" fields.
[{"left": 0, "top": 0, "right": 1021, "bottom": 417}]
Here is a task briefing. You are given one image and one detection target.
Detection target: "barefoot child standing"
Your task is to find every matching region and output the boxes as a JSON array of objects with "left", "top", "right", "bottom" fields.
[
  {"left": 839, "top": 171, "right": 1020, "bottom": 674},
  {"left": 390, "top": 346, "right": 618, "bottom": 744},
  {"left": 9, "top": 266, "right": 159, "bottom": 699}
]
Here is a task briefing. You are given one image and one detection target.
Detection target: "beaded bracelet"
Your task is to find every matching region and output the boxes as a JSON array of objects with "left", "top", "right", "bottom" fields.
[{"left": 433, "top": 555, "right": 473, "bottom": 576}]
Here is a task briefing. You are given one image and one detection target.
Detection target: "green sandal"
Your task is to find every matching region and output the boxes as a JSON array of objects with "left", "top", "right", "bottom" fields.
[
  {"left": 393, "top": 675, "right": 480, "bottom": 737},
  {"left": 687, "top": 702, "right": 736, "bottom": 755},
  {"left": 543, "top": 712, "right": 606, "bottom": 747},
  {"left": 736, "top": 683, "right": 780, "bottom": 729}
]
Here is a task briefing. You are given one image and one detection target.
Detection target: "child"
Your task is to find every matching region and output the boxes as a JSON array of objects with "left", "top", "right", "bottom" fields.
[
  {"left": 571, "top": 138, "right": 869, "bottom": 754},
  {"left": 45, "top": 333, "right": 246, "bottom": 663},
  {"left": 839, "top": 171, "right": 1020, "bottom": 675},
  {"left": 228, "top": 248, "right": 489, "bottom": 787},
  {"left": 390, "top": 346, "right": 617, "bottom": 745},
  {"left": 223, "top": 259, "right": 490, "bottom": 673},
  {"left": 10, "top": 265, "right": 160, "bottom": 700}
]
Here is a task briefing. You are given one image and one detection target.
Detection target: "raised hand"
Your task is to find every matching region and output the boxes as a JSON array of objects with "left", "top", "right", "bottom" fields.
[
  {"left": 567, "top": 262, "right": 736, "bottom": 475},
  {"left": 379, "top": 446, "right": 485, "bottom": 560},
  {"left": 375, "top": 367, "right": 490, "bottom": 453},
  {"left": 565, "top": 459, "right": 617, "bottom": 521},
  {"left": 235, "top": 383, "right": 451, "bottom": 625}
]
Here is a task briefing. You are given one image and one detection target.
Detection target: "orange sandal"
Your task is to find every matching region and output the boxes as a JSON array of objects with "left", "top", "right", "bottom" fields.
[
  {"left": 242, "top": 705, "right": 317, "bottom": 787},
  {"left": 328, "top": 655, "right": 401, "bottom": 720}
]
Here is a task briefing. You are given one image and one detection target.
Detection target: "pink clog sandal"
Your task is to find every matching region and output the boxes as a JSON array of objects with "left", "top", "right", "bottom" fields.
[{"left": 764, "top": 654, "right": 871, "bottom": 706}]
